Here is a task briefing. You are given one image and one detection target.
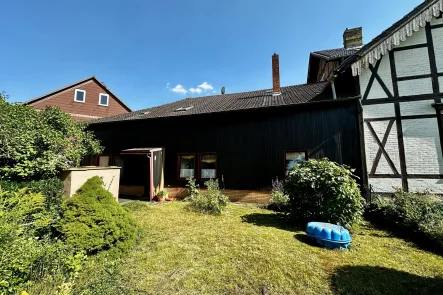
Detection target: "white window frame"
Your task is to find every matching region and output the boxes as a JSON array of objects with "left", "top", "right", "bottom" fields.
[
  {"left": 98, "top": 93, "right": 109, "bottom": 106},
  {"left": 74, "top": 89, "right": 86, "bottom": 103}
]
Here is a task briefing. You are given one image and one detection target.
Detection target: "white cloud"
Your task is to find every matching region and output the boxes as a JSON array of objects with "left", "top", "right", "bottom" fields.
[
  {"left": 198, "top": 82, "right": 214, "bottom": 91},
  {"left": 171, "top": 84, "right": 187, "bottom": 94},
  {"left": 189, "top": 87, "right": 202, "bottom": 94}
]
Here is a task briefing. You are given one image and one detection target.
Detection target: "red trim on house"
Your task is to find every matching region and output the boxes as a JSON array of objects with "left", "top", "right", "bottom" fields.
[
  {"left": 198, "top": 152, "right": 218, "bottom": 180},
  {"left": 284, "top": 150, "right": 308, "bottom": 176},
  {"left": 177, "top": 153, "right": 196, "bottom": 180}
]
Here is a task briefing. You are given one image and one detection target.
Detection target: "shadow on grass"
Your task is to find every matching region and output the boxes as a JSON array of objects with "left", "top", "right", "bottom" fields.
[
  {"left": 241, "top": 213, "right": 300, "bottom": 232},
  {"left": 294, "top": 233, "right": 318, "bottom": 247},
  {"left": 331, "top": 265, "right": 443, "bottom": 295}
]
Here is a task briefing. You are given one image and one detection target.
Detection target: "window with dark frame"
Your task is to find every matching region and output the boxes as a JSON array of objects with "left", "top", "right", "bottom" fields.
[
  {"left": 199, "top": 153, "right": 217, "bottom": 179},
  {"left": 178, "top": 154, "right": 195, "bottom": 179},
  {"left": 285, "top": 151, "right": 307, "bottom": 175}
]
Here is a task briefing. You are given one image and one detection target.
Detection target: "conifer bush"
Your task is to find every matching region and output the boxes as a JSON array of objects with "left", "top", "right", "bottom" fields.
[{"left": 59, "top": 176, "right": 137, "bottom": 254}]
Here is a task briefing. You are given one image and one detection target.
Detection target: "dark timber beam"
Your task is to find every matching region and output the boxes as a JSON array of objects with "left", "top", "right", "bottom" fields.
[{"left": 365, "top": 121, "right": 400, "bottom": 176}]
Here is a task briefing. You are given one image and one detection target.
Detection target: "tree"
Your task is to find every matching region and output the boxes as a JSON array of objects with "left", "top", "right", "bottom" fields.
[{"left": 0, "top": 99, "right": 103, "bottom": 181}]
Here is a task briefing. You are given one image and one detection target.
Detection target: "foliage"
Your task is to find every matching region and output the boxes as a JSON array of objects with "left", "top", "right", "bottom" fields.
[
  {"left": 186, "top": 176, "right": 200, "bottom": 197},
  {"left": 59, "top": 176, "right": 137, "bottom": 254},
  {"left": 0, "top": 99, "right": 102, "bottom": 181},
  {"left": 268, "top": 177, "right": 289, "bottom": 212},
  {"left": 367, "top": 189, "right": 443, "bottom": 251},
  {"left": 0, "top": 187, "right": 80, "bottom": 295},
  {"left": 285, "top": 158, "right": 364, "bottom": 227},
  {"left": 186, "top": 179, "right": 229, "bottom": 215},
  {"left": 156, "top": 189, "right": 169, "bottom": 197}
]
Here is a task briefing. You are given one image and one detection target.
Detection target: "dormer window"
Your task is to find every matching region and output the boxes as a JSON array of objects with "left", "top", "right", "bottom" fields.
[
  {"left": 99, "top": 93, "right": 109, "bottom": 106},
  {"left": 174, "top": 106, "right": 194, "bottom": 112},
  {"left": 74, "top": 89, "right": 86, "bottom": 103}
]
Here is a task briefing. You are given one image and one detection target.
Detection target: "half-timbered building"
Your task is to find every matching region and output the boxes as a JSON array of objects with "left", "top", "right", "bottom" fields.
[{"left": 336, "top": 0, "right": 443, "bottom": 193}]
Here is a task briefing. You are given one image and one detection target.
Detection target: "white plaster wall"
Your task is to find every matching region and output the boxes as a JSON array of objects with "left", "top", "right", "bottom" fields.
[
  {"left": 403, "top": 118, "right": 443, "bottom": 174},
  {"left": 408, "top": 179, "right": 443, "bottom": 193},
  {"left": 395, "top": 48, "right": 430, "bottom": 77},
  {"left": 396, "top": 26, "right": 427, "bottom": 47},
  {"left": 369, "top": 178, "right": 403, "bottom": 193},
  {"left": 359, "top": 53, "right": 394, "bottom": 99},
  {"left": 363, "top": 104, "right": 395, "bottom": 119},
  {"left": 432, "top": 27, "right": 443, "bottom": 72},
  {"left": 363, "top": 115, "right": 401, "bottom": 175},
  {"left": 400, "top": 99, "right": 436, "bottom": 116},
  {"left": 398, "top": 78, "right": 433, "bottom": 96}
]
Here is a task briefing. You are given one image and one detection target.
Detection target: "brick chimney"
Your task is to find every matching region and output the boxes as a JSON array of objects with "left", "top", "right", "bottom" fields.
[
  {"left": 272, "top": 53, "right": 281, "bottom": 94},
  {"left": 343, "top": 27, "right": 363, "bottom": 49}
]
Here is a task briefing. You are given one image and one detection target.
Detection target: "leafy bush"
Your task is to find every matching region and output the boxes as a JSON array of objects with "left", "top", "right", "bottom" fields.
[
  {"left": 285, "top": 158, "right": 364, "bottom": 227},
  {"left": 187, "top": 179, "right": 229, "bottom": 215},
  {"left": 367, "top": 189, "right": 443, "bottom": 251},
  {"left": 0, "top": 99, "right": 102, "bottom": 181},
  {"left": 59, "top": 176, "right": 137, "bottom": 254},
  {"left": 0, "top": 188, "right": 79, "bottom": 295},
  {"left": 268, "top": 178, "right": 289, "bottom": 212},
  {"left": 186, "top": 176, "right": 200, "bottom": 197}
]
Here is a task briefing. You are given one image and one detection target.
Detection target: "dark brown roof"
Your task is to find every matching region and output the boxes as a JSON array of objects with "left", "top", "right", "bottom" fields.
[
  {"left": 337, "top": 0, "right": 436, "bottom": 72},
  {"left": 23, "top": 76, "right": 132, "bottom": 112},
  {"left": 311, "top": 48, "right": 360, "bottom": 61},
  {"left": 90, "top": 82, "right": 330, "bottom": 124}
]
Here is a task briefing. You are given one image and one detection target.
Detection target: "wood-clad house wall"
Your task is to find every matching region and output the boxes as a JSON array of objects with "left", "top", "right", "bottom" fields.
[
  {"left": 358, "top": 16, "right": 443, "bottom": 193},
  {"left": 89, "top": 99, "right": 363, "bottom": 191}
]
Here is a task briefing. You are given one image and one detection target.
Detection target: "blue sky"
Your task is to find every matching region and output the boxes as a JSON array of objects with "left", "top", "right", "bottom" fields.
[{"left": 1, "top": 0, "right": 420, "bottom": 110}]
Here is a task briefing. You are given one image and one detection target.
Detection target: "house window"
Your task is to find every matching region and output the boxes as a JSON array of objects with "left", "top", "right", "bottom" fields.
[
  {"left": 178, "top": 154, "right": 195, "bottom": 179},
  {"left": 99, "top": 156, "right": 110, "bottom": 167},
  {"left": 199, "top": 153, "right": 217, "bottom": 179},
  {"left": 74, "top": 89, "right": 86, "bottom": 103},
  {"left": 99, "top": 93, "right": 109, "bottom": 106},
  {"left": 285, "top": 151, "right": 307, "bottom": 175}
]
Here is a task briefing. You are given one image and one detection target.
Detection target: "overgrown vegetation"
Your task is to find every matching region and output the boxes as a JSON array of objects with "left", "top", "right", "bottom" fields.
[
  {"left": 367, "top": 189, "right": 443, "bottom": 252},
  {"left": 186, "top": 178, "right": 229, "bottom": 215},
  {"left": 268, "top": 177, "right": 289, "bottom": 212},
  {"left": 59, "top": 176, "right": 138, "bottom": 254},
  {"left": 285, "top": 158, "right": 364, "bottom": 228},
  {"left": 0, "top": 99, "right": 102, "bottom": 181}
]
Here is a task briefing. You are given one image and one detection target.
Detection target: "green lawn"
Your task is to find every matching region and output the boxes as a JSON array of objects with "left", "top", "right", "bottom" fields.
[{"left": 115, "top": 201, "right": 443, "bottom": 295}]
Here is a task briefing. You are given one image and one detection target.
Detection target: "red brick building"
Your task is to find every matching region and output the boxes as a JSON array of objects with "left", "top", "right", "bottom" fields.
[{"left": 24, "top": 76, "right": 131, "bottom": 121}]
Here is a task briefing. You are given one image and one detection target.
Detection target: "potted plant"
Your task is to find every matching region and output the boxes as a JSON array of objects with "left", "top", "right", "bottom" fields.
[{"left": 156, "top": 189, "right": 168, "bottom": 202}]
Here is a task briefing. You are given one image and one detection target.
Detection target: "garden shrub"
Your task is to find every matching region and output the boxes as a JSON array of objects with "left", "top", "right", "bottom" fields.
[
  {"left": 367, "top": 189, "right": 443, "bottom": 251},
  {"left": 268, "top": 178, "right": 289, "bottom": 212},
  {"left": 187, "top": 179, "right": 229, "bottom": 215},
  {"left": 0, "top": 99, "right": 102, "bottom": 181},
  {"left": 59, "top": 176, "right": 137, "bottom": 254},
  {"left": 285, "top": 158, "right": 364, "bottom": 227},
  {"left": 0, "top": 188, "right": 79, "bottom": 295}
]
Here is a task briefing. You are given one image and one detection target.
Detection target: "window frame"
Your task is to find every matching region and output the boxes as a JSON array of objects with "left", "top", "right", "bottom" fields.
[
  {"left": 98, "top": 93, "right": 110, "bottom": 106},
  {"left": 74, "top": 89, "right": 86, "bottom": 103},
  {"left": 198, "top": 152, "right": 217, "bottom": 180},
  {"left": 177, "top": 153, "right": 196, "bottom": 180},
  {"left": 284, "top": 150, "right": 308, "bottom": 176}
]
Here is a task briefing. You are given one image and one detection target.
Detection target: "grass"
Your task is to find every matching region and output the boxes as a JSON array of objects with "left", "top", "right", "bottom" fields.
[{"left": 113, "top": 201, "right": 443, "bottom": 295}]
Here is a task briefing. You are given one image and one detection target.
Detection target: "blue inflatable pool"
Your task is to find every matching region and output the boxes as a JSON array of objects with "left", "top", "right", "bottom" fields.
[{"left": 306, "top": 222, "right": 352, "bottom": 249}]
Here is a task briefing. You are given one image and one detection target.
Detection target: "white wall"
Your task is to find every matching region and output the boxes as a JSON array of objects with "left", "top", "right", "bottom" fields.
[{"left": 359, "top": 19, "right": 443, "bottom": 193}]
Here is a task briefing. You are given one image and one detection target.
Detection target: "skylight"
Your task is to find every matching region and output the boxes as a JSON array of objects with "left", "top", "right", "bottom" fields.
[{"left": 174, "top": 106, "right": 194, "bottom": 112}]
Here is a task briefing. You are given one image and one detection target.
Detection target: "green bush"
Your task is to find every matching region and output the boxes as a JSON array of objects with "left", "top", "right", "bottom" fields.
[
  {"left": 368, "top": 189, "right": 443, "bottom": 250},
  {"left": 0, "top": 188, "right": 79, "bottom": 295},
  {"left": 0, "top": 99, "right": 102, "bottom": 181},
  {"left": 59, "top": 176, "right": 137, "bottom": 254},
  {"left": 268, "top": 178, "right": 289, "bottom": 212},
  {"left": 187, "top": 179, "right": 229, "bottom": 215},
  {"left": 285, "top": 158, "right": 364, "bottom": 227}
]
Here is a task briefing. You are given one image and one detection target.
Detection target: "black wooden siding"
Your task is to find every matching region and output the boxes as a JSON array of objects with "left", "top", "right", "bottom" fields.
[{"left": 90, "top": 98, "right": 362, "bottom": 190}]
